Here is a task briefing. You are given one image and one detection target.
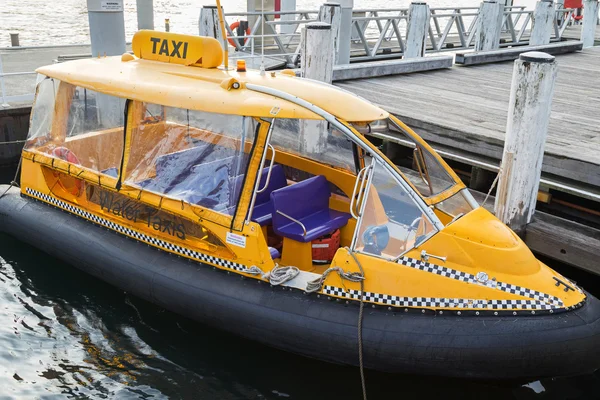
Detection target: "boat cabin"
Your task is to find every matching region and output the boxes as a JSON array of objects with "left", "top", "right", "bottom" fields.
[{"left": 20, "top": 31, "right": 584, "bottom": 313}]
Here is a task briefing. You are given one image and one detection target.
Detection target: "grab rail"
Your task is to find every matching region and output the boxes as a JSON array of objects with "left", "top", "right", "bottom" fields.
[
  {"left": 275, "top": 210, "right": 307, "bottom": 236},
  {"left": 350, "top": 164, "right": 372, "bottom": 219},
  {"left": 256, "top": 144, "right": 276, "bottom": 193}
]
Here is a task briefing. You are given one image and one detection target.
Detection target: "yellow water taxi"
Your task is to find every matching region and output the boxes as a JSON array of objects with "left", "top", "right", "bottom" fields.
[{"left": 1, "top": 31, "right": 599, "bottom": 380}]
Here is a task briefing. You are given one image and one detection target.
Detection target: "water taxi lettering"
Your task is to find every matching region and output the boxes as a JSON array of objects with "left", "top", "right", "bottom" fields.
[
  {"left": 149, "top": 37, "right": 189, "bottom": 58},
  {"left": 98, "top": 191, "right": 185, "bottom": 240}
]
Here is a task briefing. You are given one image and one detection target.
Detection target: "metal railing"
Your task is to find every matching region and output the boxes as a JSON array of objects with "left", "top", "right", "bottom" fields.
[
  {"left": 0, "top": 5, "right": 583, "bottom": 106},
  {"left": 350, "top": 6, "right": 576, "bottom": 61}
]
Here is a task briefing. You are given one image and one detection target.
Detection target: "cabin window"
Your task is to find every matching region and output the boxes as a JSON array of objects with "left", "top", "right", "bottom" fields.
[
  {"left": 66, "top": 87, "right": 126, "bottom": 137},
  {"left": 353, "top": 119, "right": 455, "bottom": 198},
  {"left": 353, "top": 159, "right": 437, "bottom": 258},
  {"left": 25, "top": 80, "right": 126, "bottom": 179},
  {"left": 270, "top": 119, "right": 356, "bottom": 173},
  {"left": 25, "top": 76, "right": 58, "bottom": 148},
  {"left": 125, "top": 104, "right": 256, "bottom": 216}
]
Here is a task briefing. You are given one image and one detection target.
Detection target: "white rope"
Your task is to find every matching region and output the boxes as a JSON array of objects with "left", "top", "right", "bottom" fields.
[
  {"left": 240, "top": 263, "right": 299, "bottom": 286},
  {"left": 305, "top": 266, "right": 364, "bottom": 293},
  {"left": 482, "top": 164, "right": 503, "bottom": 207}
]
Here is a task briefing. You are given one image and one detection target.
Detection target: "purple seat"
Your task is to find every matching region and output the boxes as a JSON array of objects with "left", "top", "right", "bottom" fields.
[
  {"left": 269, "top": 247, "right": 281, "bottom": 259},
  {"left": 271, "top": 175, "right": 351, "bottom": 243},
  {"left": 231, "top": 164, "right": 287, "bottom": 226}
]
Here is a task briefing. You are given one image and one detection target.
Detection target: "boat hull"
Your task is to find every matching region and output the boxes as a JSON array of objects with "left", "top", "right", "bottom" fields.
[{"left": 1, "top": 185, "right": 600, "bottom": 380}]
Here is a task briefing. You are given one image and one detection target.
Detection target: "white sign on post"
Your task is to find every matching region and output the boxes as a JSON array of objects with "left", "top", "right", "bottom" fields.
[
  {"left": 87, "top": 0, "right": 123, "bottom": 12},
  {"left": 101, "top": 1, "right": 123, "bottom": 11}
]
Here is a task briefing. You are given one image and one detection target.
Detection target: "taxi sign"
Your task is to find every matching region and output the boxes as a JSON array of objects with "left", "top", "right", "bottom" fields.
[{"left": 132, "top": 31, "right": 223, "bottom": 68}]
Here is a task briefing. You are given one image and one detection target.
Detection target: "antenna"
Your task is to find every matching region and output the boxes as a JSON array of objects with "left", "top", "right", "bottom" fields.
[
  {"left": 215, "top": 0, "right": 229, "bottom": 69},
  {"left": 260, "top": 0, "right": 265, "bottom": 76}
]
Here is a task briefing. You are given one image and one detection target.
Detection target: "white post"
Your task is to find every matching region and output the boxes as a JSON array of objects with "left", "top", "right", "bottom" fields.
[
  {"left": 199, "top": 5, "right": 224, "bottom": 48},
  {"left": 319, "top": 3, "right": 342, "bottom": 64},
  {"left": 280, "top": 0, "right": 297, "bottom": 35},
  {"left": 405, "top": 2, "right": 431, "bottom": 58},
  {"left": 530, "top": 0, "right": 554, "bottom": 46},
  {"left": 581, "top": 0, "right": 599, "bottom": 48},
  {"left": 86, "top": 0, "right": 126, "bottom": 57},
  {"left": 338, "top": 0, "right": 354, "bottom": 64},
  {"left": 136, "top": 0, "right": 154, "bottom": 30},
  {"left": 300, "top": 22, "right": 334, "bottom": 154},
  {"left": 495, "top": 52, "right": 558, "bottom": 234},
  {"left": 475, "top": 0, "right": 503, "bottom": 51}
]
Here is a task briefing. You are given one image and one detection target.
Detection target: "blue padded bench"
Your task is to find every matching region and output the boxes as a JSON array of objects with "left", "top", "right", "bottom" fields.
[
  {"left": 231, "top": 164, "right": 287, "bottom": 226},
  {"left": 271, "top": 175, "right": 351, "bottom": 243}
]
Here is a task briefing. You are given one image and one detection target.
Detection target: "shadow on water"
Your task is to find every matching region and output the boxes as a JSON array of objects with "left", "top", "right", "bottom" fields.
[{"left": 0, "top": 234, "right": 600, "bottom": 399}]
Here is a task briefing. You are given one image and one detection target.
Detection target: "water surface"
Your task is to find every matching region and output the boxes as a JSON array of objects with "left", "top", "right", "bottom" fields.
[{"left": 1, "top": 232, "right": 600, "bottom": 398}]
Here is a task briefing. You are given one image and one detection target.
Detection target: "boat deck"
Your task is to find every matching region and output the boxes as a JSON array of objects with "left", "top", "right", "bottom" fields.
[{"left": 336, "top": 46, "right": 600, "bottom": 195}]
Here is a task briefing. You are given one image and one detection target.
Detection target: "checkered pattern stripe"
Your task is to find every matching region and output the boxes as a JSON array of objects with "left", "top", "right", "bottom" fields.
[
  {"left": 397, "top": 256, "right": 564, "bottom": 307},
  {"left": 25, "top": 188, "right": 248, "bottom": 273},
  {"left": 323, "top": 286, "right": 555, "bottom": 310}
]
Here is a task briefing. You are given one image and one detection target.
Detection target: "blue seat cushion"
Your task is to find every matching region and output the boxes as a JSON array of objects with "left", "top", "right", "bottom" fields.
[
  {"left": 271, "top": 175, "right": 351, "bottom": 243},
  {"left": 269, "top": 247, "right": 281, "bottom": 259},
  {"left": 275, "top": 209, "right": 350, "bottom": 242},
  {"left": 230, "top": 164, "right": 287, "bottom": 226}
]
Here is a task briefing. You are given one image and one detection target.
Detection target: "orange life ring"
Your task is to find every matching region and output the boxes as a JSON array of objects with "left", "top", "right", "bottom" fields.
[
  {"left": 51, "top": 146, "right": 84, "bottom": 196},
  {"left": 228, "top": 21, "right": 251, "bottom": 47}
]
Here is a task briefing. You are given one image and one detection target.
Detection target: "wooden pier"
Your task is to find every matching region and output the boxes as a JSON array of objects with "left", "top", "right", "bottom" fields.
[{"left": 336, "top": 46, "right": 600, "bottom": 196}]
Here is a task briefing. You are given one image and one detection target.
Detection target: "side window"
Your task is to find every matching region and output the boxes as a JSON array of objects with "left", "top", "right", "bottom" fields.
[
  {"left": 125, "top": 104, "right": 257, "bottom": 216},
  {"left": 25, "top": 80, "right": 125, "bottom": 178},
  {"left": 66, "top": 87, "right": 125, "bottom": 137},
  {"left": 270, "top": 118, "right": 356, "bottom": 173},
  {"left": 353, "top": 159, "right": 437, "bottom": 258}
]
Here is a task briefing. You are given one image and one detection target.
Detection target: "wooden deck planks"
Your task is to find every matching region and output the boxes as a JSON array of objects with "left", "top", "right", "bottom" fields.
[{"left": 336, "top": 47, "right": 600, "bottom": 189}]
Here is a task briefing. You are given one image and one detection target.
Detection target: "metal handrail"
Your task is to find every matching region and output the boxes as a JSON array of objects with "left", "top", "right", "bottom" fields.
[
  {"left": 350, "top": 164, "right": 372, "bottom": 219},
  {"left": 275, "top": 210, "right": 307, "bottom": 236},
  {"left": 256, "top": 144, "right": 276, "bottom": 193}
]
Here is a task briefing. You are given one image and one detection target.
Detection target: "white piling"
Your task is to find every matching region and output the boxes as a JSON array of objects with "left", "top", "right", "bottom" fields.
[
  {"left": 319, "top": 3, "right": 342, "bottom": 64},
  {"left": 530, "top": 0, "right": 554, "bottom": 46},
  {"left": 199, "top": 5, "right": 224, "bottom": 47},
  {"left": 136, "top": 0, "right": 154, "bottom": 30},
  {"left": 280, "top": 0, "right": 297, "bottom": 35},
  {"left": 581, "top": 0, "right": 599, "bottom": 48},
  {"left": 405, "top": 2, "right": 431, "bottom": 58},
  {"left": 475, "top": 0, "right": 503, "bottom": 51},
  {"left": 494, "top": 52, "right": 558, "bottom": 234},
  {"left": 338, "top": 0, "right": 354, "bottom": 65},
  {"left": 86, "top": 0, "right": 126, "bottom": 57},
  {"left": 300, "top": 22, "right": 334, "bottom": 154}
]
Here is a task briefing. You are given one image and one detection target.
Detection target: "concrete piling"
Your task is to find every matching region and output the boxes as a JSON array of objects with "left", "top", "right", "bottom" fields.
[
  {"left": 136, "top": 0, "right": 154, "bottom": 30},
  {"left": 199, "top": 5, "right": 224, "bottom": 48},
  {"left": 86, "top": 0, "right": 126, "bottom": 57},
  {"left": 475, "top": 0, "right": 503, "bottom": 51},
  {"left": 319, "top": 3, "right": 342, "bottom": 64},
  {"left": 530, "top": 0, "right": 554, "bottom": 46},
  {"left": 300, "top": 22, "right": 334, "bottom": 153},
  {"left": 495, "top": 52, "right": 558, "bottom": 234},
  {"left": 581, "top": 0, "right": 599, "bottom": 48},
  {"left": 405, "top": 2, "right": 431, "bottom": 58},
  {"left": 280, "top": 0, "right": 297, "bottom": 35},
  {"left": 338, "top": 0, "right": 354, "bottom": 65}
]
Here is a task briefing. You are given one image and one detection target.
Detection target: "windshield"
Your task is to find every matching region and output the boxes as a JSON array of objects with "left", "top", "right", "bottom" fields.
[
  {"left": 352, "top": 118, "right": 456, "bottom": 198},
  {"left": 351, "top": 117, "right": 477, "bottom": 225},
  {"left": 353, "top": 159, "right": 437, "bottom": 258}
]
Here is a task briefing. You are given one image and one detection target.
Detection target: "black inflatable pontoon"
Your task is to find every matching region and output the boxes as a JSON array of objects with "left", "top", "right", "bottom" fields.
[{"left": 1, "top": 185, "right": 600, "bottom": 380}]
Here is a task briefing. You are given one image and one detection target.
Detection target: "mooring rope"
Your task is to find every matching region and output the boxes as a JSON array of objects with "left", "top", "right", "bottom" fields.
[
  {"left": 305, "top": 265, "right": 364, "bottom": 293},
  {"left": 240, "top": 264, "right": 299, "bottom": 286},
  {"left": 304, "top": 250, "right": 367, "bottom": 400},
  {"left": 0, "top": 154, "right": 22, "bottom": 199},
  {"left": 0, "top": 139, "right": 26, "bottom": 145},
  {"left": 482, "top": 163, "right": 503, "bottom": 207},
  {"left": 345, "top": 248, "right": 368, "bottom": 400}
]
